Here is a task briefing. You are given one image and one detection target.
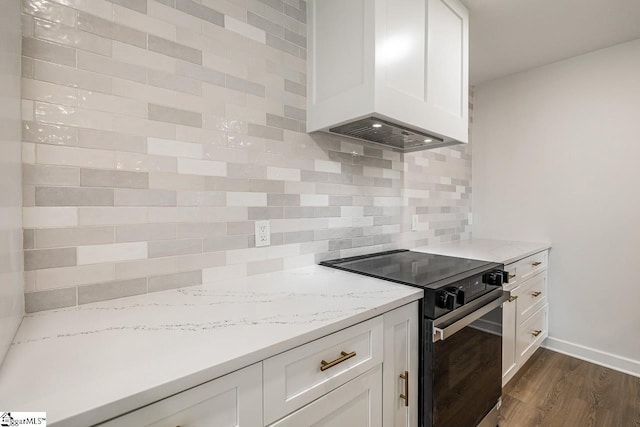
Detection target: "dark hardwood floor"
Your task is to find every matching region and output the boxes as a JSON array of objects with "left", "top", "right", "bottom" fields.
[{"left": 500, "top": 348, "right": 640, "bottom": 427}]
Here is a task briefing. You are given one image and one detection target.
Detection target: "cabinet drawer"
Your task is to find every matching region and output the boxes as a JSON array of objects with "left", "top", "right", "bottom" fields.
[
  {"left": 269, "top": 365, "right": 382, "bottom": 427},
  {"left": 517, "top": 251, "right": 548, "bottom": 282},
  {"left": 99, "top": 363, "right": 262, "bottom": 427},
  {"left": 264, "top": 316, "right": 383, "bottom": 424},
  {"left": 517, "top": 304, "right": 548, "bottom": 366},
  {"left": 515, "top": 271, "right": 547, "bottom": 323}
]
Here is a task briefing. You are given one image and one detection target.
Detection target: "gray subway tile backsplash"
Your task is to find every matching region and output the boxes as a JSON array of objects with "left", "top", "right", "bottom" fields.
[
  {"left": 23, "top": 164, "right": 80, "bottom": 186},
  {"left": 175, "top": 0, "right": 224, "bottom": 27},
  {"left": 25, "top": 287, "right": 77, "bottom": 313},
  {"left": 247, "top": 12, "right": 284, "bottom": 38},
  {"left": 258, "top": 0, "right": 284, "bottom": 12},
  {"left": 36, "top": 226, "right": 115, "bottom": 248},
  {"left": 148, "top": 34, "right": 202, "bottom": 65},
  {"left": 247, "top": 123, "right": 284, "bottom": 141},
  {"left": 21, "top": 0, "right": 471, "bottom": 311},
  {"left": 23, "top": 229, "right": 35, "bottom": 250},
  {"left": 283, "top": 79, "right": 306, "bottom": 96},
  {"left": 81, "top": 169, "right": 149, "bottom": 189},
  {"left": 78, "top": 277, "right": 147, "bottom": 304},
  {"left": 266, "top": 34, "right": 300, "bottom": 57},
  {"left": 22, "top": 36, "right": 76, "bottom": 67},
  {"left": 114, "top": 189, "right": 177, "bottom": 206},
  {"left": 148, "top": 103, "right": 202, "bottom": 128},
  {"left": 267, "top": 193, "right": 300, "bottom": 206},
  {"left": 175, "top": 61, "right": 225, "bottom": 87},
  {"left": 116, "top": 223, "right": 176, "bottom": 243},
  {"left": 24, "top": 247, "right": 77, "bottom": 271},
  {"left": 148, "top": 238, "right": 202, "bottom": 258},
  {"left": 77, "top": 12, "right": 147, "bottom": 48},
  {"left": 225, "top": 75, "right": 266, "bottom": 98},
  {"left": 148, "top": 270, "right": 202, "bottom": 293},
  {"left": 284, "top": 28, "right": 306, "bottom": 48},
  {"left": 148, "top": 69, "right": 203, "bottom": 96},
  {"left": 35, "top": 187, "right": 114, "bottom": 206},
  {"left": 108, "top": 0, "right": 148, "bottom": 14},
  {"left": 283, "top": 2, "right": 306, "bottom": 23}
]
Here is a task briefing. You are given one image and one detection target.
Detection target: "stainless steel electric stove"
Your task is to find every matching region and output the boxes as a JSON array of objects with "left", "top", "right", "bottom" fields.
[{"left": 322, "top": 249, "right": 509, "bottom": 427}]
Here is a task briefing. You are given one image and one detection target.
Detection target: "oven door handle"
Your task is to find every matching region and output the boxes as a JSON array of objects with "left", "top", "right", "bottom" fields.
[{"left": 432, "top": 292, "right": 509, "bottom": 342}]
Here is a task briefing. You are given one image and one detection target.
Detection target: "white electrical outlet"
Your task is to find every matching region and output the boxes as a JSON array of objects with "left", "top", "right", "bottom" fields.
[
  {"left": 411, "top": 215, "right": 419, "bottom": 231},
  {"left": 255, "top": 220, "right": 271, "bottom": 247}
]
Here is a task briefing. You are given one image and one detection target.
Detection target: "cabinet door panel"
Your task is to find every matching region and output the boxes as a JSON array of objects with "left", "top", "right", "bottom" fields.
[
  {"left": 264, "top": 316, "right": 383, "bottom": 425},
  {"left": 382, "top": 302, "right": 419, "bottom": 427},
  {"left": 516, "top": 271, "right": 547, "bottom": 322},
  {"left": 99, "top": 363, "right": 262, "bottom": 427},
  {"left": 270, "top": 365, "right": 382, "bottom": 427},
  {"left": 517, "top": 304, "right": 549, "bottom": 365}
]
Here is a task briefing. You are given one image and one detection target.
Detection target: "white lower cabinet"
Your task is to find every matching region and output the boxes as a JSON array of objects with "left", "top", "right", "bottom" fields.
[
  {"left": 517, "top": 303, "right": 548, "bottom": 363},
  {"left": 99, "top": 363, "right": 263, "bottom": 427},
  {"left": 269, "top": 365, "right": 383, "bottom": 427},
  {"left": 97, "top": 301, "right": 420, "bottom": 427},
  {"left": 382, "top": 301, "right": 419, "bottom": 427},
  {"left": 502, "top": 250, "right": 550, "bottom": 386},
  {"left": 263, "top": 317, "right": 383, "bottom": 425}
]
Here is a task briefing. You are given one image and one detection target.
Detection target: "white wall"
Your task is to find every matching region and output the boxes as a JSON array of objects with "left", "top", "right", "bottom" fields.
[
  {"left": 0, "top": 0, "right": 24, "bottom": 366},
  {"left": 472, "top": 39, "right": 640, "bottom": 375}
]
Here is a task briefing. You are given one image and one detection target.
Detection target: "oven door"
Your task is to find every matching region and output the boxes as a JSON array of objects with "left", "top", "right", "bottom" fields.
[{"left": 423, "top": 290, "right": 508, "bottom": 427}]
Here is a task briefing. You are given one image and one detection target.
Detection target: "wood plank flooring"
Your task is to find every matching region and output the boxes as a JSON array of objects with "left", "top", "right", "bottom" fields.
[{"left": 500, "top": 348, "right": 640, "bottom": 427}]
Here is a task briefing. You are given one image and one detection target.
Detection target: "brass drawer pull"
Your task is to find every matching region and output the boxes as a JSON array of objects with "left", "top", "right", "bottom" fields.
[
  {"left": 508, "top": 295, "right": 518, "bottom": 302},
  {"left": 399, "top": 371, "right": 409, "bottom": 407},
  {"left": 509, "top": 274, "right": 516, "bottom": 279},
  {"left": 532, "top": 330, "right": 542, "bottom": 337},
  {"left": 320, "top": 351, "right": 356, "bottom": 371},
  {"left": 531, "top": 291, "right": 542, "bottom": 297},
  {"left": 532, "top": 261, "right": 542, "bottom": 267}
]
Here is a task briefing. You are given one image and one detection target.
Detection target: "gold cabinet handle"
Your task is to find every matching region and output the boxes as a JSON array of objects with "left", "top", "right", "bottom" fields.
[
  {"left": 532, "top": 261, "right": 542, "bottom": 267},
  {"left": 320, "top": 351, "right": 356, "bottom": 371},
  {"left": 508, "top": 295, "right": 518, "bottom": 302},
  {"left": 532, "top": 330, "right": 542, "bottom": 337},
  {"left": 531, "top": 291, "right": 542, "bottom": 297},
  {"left": 509, "top": 274, "right": 516, "bottom": 279},
  {"left": 399, "top": 371, "right": 409, "bottom": 407}
]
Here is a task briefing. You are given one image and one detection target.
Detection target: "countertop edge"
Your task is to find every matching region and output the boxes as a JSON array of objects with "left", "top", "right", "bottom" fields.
[
  {"left": 60, "top": 290, "right": 423, "bottom": 427},
  {"left": 412, "top": 239, "right": 551, "bottom": 265},
  {"left": 499, "top": 245, "right": 552, "bottom": 265}
]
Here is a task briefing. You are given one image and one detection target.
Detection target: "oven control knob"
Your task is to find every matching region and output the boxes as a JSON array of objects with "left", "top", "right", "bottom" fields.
[
  {"left": 457, "top": 289, "right": 466, "bottom": 305},
  {"left": 437, "top": 289, "right": 457, "bottom": 310},
  {"left": 483, "top": 270, "right": 504, "bottom": 286}
]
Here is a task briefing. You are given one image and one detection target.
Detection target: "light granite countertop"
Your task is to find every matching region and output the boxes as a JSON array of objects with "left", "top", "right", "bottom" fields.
[
  {"left": 0, "top": 265, "right": 422, "bottom": 427},
  {"left": 412, "top": 238, "right": 551, "bottom": 265}
]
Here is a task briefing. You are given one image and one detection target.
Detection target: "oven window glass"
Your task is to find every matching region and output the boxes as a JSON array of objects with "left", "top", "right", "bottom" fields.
[{"left": 432, "top": 307, "right": 502, "bottom": 427}]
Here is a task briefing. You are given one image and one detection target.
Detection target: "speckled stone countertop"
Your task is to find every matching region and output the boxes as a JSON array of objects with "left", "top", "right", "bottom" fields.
[{"left": 0, "top": 265, "right": 422, "bottom": 426}]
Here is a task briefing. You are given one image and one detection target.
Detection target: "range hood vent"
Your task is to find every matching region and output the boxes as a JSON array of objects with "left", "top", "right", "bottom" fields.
[{"left": 329, "top": 117, "right": 459, "bottom": 153}]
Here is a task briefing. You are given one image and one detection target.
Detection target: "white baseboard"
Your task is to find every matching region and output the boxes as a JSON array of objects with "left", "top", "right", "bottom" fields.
[{"left": 543, "top": 336, "right": 640, "bottom": 378}]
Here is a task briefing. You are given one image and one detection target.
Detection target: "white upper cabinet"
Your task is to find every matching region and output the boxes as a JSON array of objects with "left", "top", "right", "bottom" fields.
[{"left": 308, "top": 0, "right": 469, "bottom": 147}]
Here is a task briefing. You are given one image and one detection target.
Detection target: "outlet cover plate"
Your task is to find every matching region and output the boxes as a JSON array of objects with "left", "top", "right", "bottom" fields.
[{"left": 255, "top": 220, "right": 270, "bottom": 247}]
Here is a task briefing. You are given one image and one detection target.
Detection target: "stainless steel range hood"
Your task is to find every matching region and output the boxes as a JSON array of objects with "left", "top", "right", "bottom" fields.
[{"left": 328, "top": 117, "right": 459, "bottom": 153}]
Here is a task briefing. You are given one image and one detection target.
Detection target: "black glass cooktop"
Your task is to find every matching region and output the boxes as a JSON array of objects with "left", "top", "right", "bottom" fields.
[{"left": 321, "top": 249, "right": 499, "bottom": 290}]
